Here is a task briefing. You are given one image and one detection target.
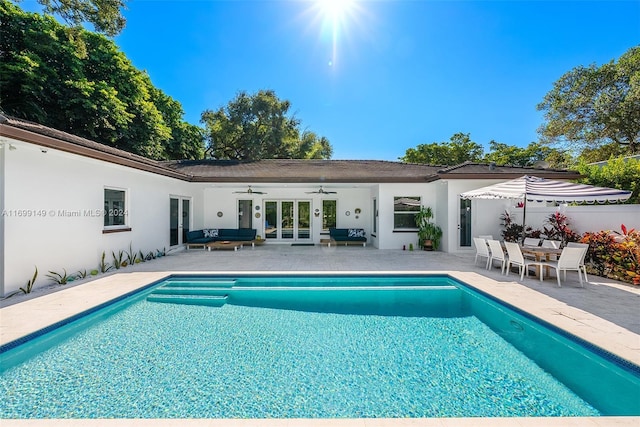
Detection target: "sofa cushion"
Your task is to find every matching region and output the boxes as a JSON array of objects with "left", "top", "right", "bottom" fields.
[
  {"left": 329, "top": 228, "right": 348, "bottom": 238},
  {"left": 186, "top": 230, "right": 204, "bottom": 242},
  {"left": 216, "top": 228, "right": 257, "bottom": 241}
]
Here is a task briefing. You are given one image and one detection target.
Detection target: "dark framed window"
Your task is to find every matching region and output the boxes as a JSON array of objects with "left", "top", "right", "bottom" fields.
[
  {"left": 393, "top": 196, "right": 420, "bottom": 229},
  {"left": 104, "top": 188, "right": 127, "bottom": 228}
]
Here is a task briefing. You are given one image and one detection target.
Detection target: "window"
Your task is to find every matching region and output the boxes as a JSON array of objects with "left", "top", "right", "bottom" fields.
[
  {"left": 394, "top": 196, "right": 420, "bottom": 229},
  {"left": 104, "top": 188, "right": 127, "bottom": 228},
  {"left": 322, "top": 199, "right": 336, "bottom": 230}
]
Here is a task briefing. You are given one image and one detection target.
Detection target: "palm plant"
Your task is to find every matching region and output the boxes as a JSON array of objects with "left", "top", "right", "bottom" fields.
[{"left": 415, "top": 206, "right": 443, "bottom": 250}]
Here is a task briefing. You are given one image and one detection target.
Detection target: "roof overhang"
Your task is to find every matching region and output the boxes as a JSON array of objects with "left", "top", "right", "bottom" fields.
[{"left": 0, "top": 124, "right": 191, "bottom": 181}]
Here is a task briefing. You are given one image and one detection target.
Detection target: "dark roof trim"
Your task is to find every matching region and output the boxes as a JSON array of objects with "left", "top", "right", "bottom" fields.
[
  {"left": 0, "top": 123, "right": 191, "bottom": 181},
  {"left": 439, "top": 172, "right": 583, "bottom": 180},
  {"left": 190, "top": 176, "right": 440, "bottom": 184}
]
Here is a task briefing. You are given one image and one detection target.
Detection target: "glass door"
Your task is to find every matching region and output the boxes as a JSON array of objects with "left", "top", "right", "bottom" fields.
[
  {"left": 297, "top": 201, "right": 310, "bottom": 239},
  {"left": 170, "top": 197, "right": 190, "bottom": 246},
  {"left": 263, "top": 200, "right": 312, "bottom": 241},
  {"left": 459, "top": 198, "right": 471, "bottom": 247},
  {"left": 282, "top": 201, "right": 294, "bottom": 239},
  {"left": 265, "top": 201, "right": 278, "bottom": 239},
  {"left": 238, "top": 200, "right": 252, "bottom": 228}
]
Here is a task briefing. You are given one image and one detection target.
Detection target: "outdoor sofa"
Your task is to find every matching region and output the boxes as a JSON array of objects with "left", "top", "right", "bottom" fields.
[
  {"left": 329, "top": 228, "right": 367, "bottom": 247},
  {"left": 186, "top": 228, "right": 257, "bottom": 250}
]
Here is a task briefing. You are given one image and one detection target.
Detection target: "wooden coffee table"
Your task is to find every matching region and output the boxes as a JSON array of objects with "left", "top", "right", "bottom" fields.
[{"left": 206, "top": 241, "right": 240, "bottom": 251}]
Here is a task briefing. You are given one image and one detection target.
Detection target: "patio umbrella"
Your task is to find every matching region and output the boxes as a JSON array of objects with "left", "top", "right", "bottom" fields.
[{"left": 460, "top": 175, "right": 632, "bottom": 241}]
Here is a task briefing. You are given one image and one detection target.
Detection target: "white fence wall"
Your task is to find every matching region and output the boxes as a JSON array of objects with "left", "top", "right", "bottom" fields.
[{"left": 505, "top": 204, "right": 640, "bottom": 237}]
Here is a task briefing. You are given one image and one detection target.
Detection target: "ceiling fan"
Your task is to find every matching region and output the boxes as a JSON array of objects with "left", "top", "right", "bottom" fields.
[
  {"left": 233, "top": 186, "right": 266, "bottom": 195},
  {"left": 305, "top": 186, "right": 337, "bottom": 194}
]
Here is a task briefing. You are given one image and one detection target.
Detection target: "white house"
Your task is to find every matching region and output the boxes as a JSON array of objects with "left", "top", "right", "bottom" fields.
[{"left": 0, "top": 114, "right": 635, "bottom": 295}]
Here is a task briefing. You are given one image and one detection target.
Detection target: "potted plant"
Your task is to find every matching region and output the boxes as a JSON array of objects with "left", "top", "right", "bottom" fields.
[{"left": 415, "top": 206, "right": 443, "bottom": 251}]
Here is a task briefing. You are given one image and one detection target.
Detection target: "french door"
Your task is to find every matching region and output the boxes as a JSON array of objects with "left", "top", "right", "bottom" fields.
[
  {"left": 170, "top": 197, "right": 190, "bottom": 246},
  {"left": 264, "top": 200, "right": 311, "bottom": 241}
]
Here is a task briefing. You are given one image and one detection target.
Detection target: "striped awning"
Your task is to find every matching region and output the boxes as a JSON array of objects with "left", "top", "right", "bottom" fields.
[{"left": 460, "top": 175, "right": 632, "bottom": 204}]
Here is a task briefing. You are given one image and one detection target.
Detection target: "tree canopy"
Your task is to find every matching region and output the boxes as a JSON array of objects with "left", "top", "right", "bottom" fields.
[
  {"left": 537, "top": 45, "right": 640, "bottom": 154},
  {"left": 400, "top": 133, "right": 571, "bottom": 168},
  {"left": 576, "top": 157, "right": 640, "bottom": 204},
  {"left": 201, "top": 90, "right": 333, "bottom": 161},
  {"left": 400, "top": 133, "right": 483, "bottom": 165},
  {"left": 0, "top": 2, "right": 204, "bottom": 160},
  {"left": 12, "top": 0, "right": 127, "bottom": 36}
]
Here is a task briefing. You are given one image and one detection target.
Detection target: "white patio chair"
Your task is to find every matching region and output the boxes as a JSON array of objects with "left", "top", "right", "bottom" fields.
[
  {"left": 478, "top": 234, "right": 493, "bottom": 240},
  {"left": 541, "top": 239, "right": 561, "bottom": 249},
  {"left": 504, "top": 242, "right": 540, "bottom": 280},
  {"left": 523, "top": 237, "right": 541, "bottom": 247},
  {"left": 487, "top": 239, "right": 507, "bottom": 274},
  {"left": 473, "top": 237, "right": 491, "bottom": 269},
  {"left": 531, "top": 247, "right": 588, "bottom": 287},
  {"left": 567, "top": 242, "right": 589, "bottom": 249},
  {"left": 566, "top": 242, "right": 590, "bottom": 283}
]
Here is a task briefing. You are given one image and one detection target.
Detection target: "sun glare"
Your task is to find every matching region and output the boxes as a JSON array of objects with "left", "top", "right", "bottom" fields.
[
  {"left": 313, "top": 0, "right": 359, "bottom": 69},
  {"left": 318, "top": 0, "right": 355, "bottom": 22}
]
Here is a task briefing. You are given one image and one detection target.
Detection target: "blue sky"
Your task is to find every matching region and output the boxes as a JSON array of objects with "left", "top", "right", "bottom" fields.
[{"left": 24, "top": 0, "right": 640, "bottom": 160}]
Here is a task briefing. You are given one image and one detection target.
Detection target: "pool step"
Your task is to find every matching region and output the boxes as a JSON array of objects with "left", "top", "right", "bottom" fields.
[
  {"left": 147, "top": 294, "right": 228, "bottom": 307},
  {"left": 160, "top": 280, "right": 236, "bottom": 288},
  {"left": 152, "top": 286, "right": 230, "bottom": 296},
  {"left": 147, "top": 280, "right": 235, "bottom": 307}
]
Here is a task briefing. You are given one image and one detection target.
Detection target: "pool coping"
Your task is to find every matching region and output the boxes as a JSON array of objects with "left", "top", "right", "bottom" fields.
[{"left": 1, "top": 270, "right": 639, "bottom": 426}]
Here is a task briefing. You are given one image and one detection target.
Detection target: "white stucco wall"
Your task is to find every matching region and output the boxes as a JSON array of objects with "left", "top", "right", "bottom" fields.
[
  {"left": 1, "top": 138, "right": 200, "bottom": 296},
  {"left": 376, "top": 183, "right": 440, "bottom": 250},
  {"left": 444, "top": 179, "right": 513, "bottom": 252},
  {"left": 506, "top": 204, "right": 640, "bottom": 237},
  {"left": 201, "top": 186, "right": 373, "bottom": 244}
]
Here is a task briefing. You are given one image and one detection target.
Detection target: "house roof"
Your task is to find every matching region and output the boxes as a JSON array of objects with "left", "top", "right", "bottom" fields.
[
  {"left": 0, "top": 114, "right": 582, "bottom": 183},
  {"left": 162, "top": 159, "right": 444, "bottom": 183}
]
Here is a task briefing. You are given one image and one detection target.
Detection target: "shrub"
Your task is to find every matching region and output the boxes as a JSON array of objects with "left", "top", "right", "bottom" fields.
[
  {"left": 542, "top": 212, "right": 580, "bottom": 247},
  {"left": 581, "top": 224, "right": 640, "bottom": 285},
  {"left": 500, "top": 210, "right": 541, "bottom": 242}
]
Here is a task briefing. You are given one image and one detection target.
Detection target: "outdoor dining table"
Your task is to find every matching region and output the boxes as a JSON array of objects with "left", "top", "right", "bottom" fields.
[{"left": 520, "top": 245, "right": 563, "bottom": 278}]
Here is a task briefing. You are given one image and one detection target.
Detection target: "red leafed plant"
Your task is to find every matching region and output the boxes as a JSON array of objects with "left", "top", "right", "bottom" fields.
[
  {"left": 582, "top": 224, "right": 640, "bottom": 285},
  {"left": 543, "top": 212, "right": 580, "bottom": 247}
]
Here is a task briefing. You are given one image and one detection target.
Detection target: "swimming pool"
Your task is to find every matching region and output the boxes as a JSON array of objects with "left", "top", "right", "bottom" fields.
[{"left": 1, "top": 274, "right": 639, "bottom": 418}]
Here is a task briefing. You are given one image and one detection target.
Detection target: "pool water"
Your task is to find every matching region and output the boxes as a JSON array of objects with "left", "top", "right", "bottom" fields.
[{"left": 0, "top": 275, "right": 638, "bottom": 418}]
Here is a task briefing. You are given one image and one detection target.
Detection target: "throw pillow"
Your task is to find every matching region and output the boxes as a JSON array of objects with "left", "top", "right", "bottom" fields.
[{"left": 348, "top": 228, "right": 365, "bottom": 238}]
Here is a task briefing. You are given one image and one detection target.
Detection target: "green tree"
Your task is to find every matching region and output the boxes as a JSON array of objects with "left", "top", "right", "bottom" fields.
[
  {"left": 0, "top": 2, "right": 204, "bottom": 160},
  {"left": 483, "top": 141, "right": 571, "bottom": 168},
  {"left": 201, "top": 90, "right": 332, "bottom": 160},
  {"left": 12, "top": 0, "right": 127, "bottom": 36},
  {"left": 293, "top": 130, "right": 333, "bottom": 159},
  {"left": 577, "top": 142, "right": 629, "bottom": 164},
  {"left": 400, "top": 132, "right": 483, "bottom": 165},
  {"left": 575, "top": 157, "right": 640, "bottom": 204},
  {"left": 538, "top": 45, "right": 640, "bottom": 156}
]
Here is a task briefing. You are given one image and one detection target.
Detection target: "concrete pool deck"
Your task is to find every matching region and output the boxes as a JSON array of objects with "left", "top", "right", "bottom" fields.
[{"left": 1, "top": 246, "right": 639, "bottom": 426}]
